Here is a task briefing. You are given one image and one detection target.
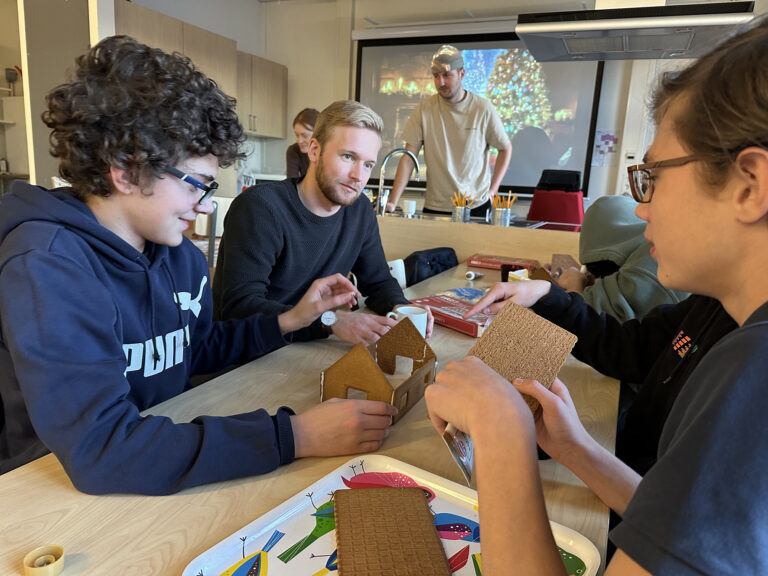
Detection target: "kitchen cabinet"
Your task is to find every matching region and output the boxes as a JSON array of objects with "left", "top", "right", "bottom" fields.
[
  {"left": 114, "top": 2, "right": 235, "bottom": 95},
  {"left": 114, "top": 1, "right": 183, "bottom": 55},
  {"left": 236, "top": 50, "right": 287, "bottom": 138},
  {"left": 181, "top": 22, "right": 237, "bottom": 97},
  {"left": 113, "top": 0, "right": 238, "bottom": 196}
]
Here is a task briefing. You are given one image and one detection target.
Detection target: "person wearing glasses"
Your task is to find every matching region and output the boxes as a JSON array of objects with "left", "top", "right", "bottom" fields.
[
  {"left": 463, "top": 227, "right": 734, "bottom": 476},
  {"left": 428, "top": 18, "right": 768, "bottom": 574},
  {"left": 0, "top": 36, "right": 397, "bottom": 493}
]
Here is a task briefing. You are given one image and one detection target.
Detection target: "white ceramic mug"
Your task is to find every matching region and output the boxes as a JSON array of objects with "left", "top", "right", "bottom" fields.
[{"left": 386, "top": 305, "right": 427, "bottom": 338}]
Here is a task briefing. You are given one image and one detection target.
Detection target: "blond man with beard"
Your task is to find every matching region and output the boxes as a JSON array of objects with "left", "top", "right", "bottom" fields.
[{"left": 214, "top": 100, "right": 433, "bottom": 344}]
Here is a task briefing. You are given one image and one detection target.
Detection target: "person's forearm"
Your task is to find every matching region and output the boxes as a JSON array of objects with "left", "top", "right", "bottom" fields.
[
  {"left": 489, "top": 147, "right": 511, "bottom": 195},
  {"left": 531, "top": 285, "right": 667, "bottom": 384},
  {"left": 560, "top": 434, "right": 641, "bottom": 517},
  {"left": 277, "top": 308, "right": 302, "bottom": 334},
  {"left": 361, "top": 281, "right": 409, "bottom": 315},
  {"left": 473, "top": 419, "right": 566, "bottom": 576},
  {"left": 219, "top": 289, "right": 287, "bottom": 321}
]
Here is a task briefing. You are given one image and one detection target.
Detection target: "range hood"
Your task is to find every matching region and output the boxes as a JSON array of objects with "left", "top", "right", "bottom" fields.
[{"left": 515, "top": 2, "right": 754, "bottom": 61}]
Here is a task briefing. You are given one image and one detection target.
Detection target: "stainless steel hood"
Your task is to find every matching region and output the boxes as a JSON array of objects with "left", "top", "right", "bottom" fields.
[{"left": 515, "top": 2, "right": 754, "bottom": 61}]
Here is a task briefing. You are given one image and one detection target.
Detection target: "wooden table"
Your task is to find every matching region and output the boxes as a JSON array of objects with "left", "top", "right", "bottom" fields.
[{"left": 0, "top": 265, "right": 617, "bottom": 575}]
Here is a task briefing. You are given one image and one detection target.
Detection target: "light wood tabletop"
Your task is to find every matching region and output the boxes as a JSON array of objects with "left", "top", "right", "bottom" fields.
[{"left": 0, "top": 264, "right": 617, "bottom": 575}]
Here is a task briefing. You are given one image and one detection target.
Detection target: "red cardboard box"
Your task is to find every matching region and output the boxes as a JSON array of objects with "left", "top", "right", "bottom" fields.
[
  {"left": 410, "top": 294, "right": 493, "bottom": 338},
  {"left": 466, "top": 253, "right": 541, "bottom": 271}
]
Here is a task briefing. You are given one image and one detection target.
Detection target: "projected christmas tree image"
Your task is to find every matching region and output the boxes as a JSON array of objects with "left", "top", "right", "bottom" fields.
[
  {"left": 462, "top": 49, "right": 504, "bottom": 97},
  {"left": 486, "top": 48, "right": 552, "bottom": 136}
]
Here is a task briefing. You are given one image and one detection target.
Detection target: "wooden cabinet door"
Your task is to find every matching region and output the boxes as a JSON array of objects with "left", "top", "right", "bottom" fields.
[
  {"left": 181, "top": 24, "right": 238, "bottom": 196},
  {"left": 182, "top": 22, "right": 237, "bottom": 98},
  {"left": 250, "top": 55, "right": 287, "bottom": 138},
  {"left": 112, "top": 1, "right": 239, "bottom": 196},
  {"left": 267, "top": 59, "right": 287, "bottom": 139},
  {"left": 249, "top": 55, "right": 269, "bottom": 136},
  {"left": 236, "top": 50, "right": 253, "bottom": 133},
  {"left": 114, "top": 0, "right": 183, "bottom": 54}
]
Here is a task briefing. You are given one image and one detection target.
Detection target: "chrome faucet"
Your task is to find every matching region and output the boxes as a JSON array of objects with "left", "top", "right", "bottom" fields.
[{"left": 375, "top": 148, "right": 420, "bottom": 216}]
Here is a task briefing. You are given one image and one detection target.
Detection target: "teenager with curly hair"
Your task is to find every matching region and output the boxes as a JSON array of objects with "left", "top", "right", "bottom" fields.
[{"left": 0, "top": 36, "right": 396, "bottom": 494}]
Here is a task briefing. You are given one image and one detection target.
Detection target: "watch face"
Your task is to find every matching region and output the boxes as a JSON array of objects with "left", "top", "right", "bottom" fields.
[{"left": 321, "top": 310, "right": 337, "bottom": 326}]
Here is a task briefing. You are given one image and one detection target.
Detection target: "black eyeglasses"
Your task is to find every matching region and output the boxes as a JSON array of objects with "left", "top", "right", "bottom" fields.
[
  {"left": 626, "top": 155, "right": 700, "bottom": 203},
  {"left": 165, "top": 166, "right": 219, "bottom": 204}
]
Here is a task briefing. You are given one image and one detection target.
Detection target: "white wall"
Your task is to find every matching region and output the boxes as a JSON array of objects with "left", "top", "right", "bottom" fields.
[
  {"left": 266, "top": 0, "right": 768, "bottom": 198},
  {"left": 19, "top": 0, "right": 90, "bottom": 186},
  {"left": 259, "top": 0, "right": 354, "bottom": 174},
  {"left": 587, "top": 60, "right": 632, "bottom": 200}
]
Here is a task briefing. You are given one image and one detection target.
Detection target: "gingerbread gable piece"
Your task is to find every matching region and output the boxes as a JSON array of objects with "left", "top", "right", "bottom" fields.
[{"left": 321, "top": 318, "right": 437, "bottom": 423}]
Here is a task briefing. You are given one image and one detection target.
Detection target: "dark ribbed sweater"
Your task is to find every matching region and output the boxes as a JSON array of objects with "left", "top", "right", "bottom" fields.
[
  {"left": 532, "top": 288, "right": 736, "bottom": 474},
  {"left": 213, "top": 179, "right": 408, "bottom": 340}
]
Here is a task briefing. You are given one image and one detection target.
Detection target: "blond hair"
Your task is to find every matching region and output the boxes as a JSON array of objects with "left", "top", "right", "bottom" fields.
[{"left": 312, "top": 100, "right": 383, "bottom": 149}]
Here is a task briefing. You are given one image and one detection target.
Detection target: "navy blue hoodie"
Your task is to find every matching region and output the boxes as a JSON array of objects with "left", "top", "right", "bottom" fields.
[{"left": 0, "top": 182, "right": 296, "bottom": 494}]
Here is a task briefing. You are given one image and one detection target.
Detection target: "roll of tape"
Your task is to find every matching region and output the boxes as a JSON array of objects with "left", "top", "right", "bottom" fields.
[{"left": 23, "top": 545, "right": 64, "bottom": 576}]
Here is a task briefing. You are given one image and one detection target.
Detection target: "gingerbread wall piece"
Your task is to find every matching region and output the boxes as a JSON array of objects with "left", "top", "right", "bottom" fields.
[
  {"left": 468, "top": 301, "right": 577, "bottom": 412},
  {"left": 334, "top": 487, "right": 451, "bottom": 576},
  {"left": 321, "top": 317, "right": 437, "bottom": 423}
]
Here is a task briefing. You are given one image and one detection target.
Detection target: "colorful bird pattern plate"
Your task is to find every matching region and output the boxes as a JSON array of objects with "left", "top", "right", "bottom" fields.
[{"left": 182, "top": 455, "right": 599, "bottom": 576}]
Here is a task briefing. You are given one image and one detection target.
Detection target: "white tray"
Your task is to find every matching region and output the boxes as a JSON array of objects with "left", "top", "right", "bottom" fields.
[{"left": 183, "top": 455, "right": 600, "bottom": 576}]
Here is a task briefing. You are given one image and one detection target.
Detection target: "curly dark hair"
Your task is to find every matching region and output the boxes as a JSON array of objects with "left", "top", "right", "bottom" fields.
[{"left": 42, "top": 35, "right": 245, "bottom": 200}]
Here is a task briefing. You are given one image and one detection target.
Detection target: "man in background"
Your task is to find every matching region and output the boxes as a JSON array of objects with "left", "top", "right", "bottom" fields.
[
  {"left": 213, "top": 100, "right": 433, "bottom": 344},
  {"left": 387, "top": 45, "right": 511, "bottom": 217}
]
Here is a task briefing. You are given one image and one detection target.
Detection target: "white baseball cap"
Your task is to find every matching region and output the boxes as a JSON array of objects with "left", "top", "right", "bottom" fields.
[{"left": 431, "top": 45, "right": 464, "bottom": 73}]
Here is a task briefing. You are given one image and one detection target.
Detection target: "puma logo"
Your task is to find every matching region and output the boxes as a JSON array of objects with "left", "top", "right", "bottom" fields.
[
  {"left": 174, "top": 276, "right": 207, "bottom": 318},
  {"left": 122, "top": 275, "right": 207, "bottom": 377}
]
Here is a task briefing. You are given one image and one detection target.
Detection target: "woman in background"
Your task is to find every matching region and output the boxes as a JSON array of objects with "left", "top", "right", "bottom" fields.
[{"left": 286, "top": 107, "right": 319, "bottom": 179}]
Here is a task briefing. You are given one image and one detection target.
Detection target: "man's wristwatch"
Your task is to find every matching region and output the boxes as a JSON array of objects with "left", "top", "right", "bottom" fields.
[{"left": 321, "top": 310, "right": 337, "bottom": 334}]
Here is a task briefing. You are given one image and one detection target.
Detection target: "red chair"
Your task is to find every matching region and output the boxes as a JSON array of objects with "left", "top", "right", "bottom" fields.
[{"left": 527, "top": 188, "right": 584, "bottom": 231}]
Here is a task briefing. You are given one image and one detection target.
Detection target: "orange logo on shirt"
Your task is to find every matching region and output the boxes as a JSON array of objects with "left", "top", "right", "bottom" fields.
[{"left": 672, "top": 331, "right": 696, "bottom": 358}]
